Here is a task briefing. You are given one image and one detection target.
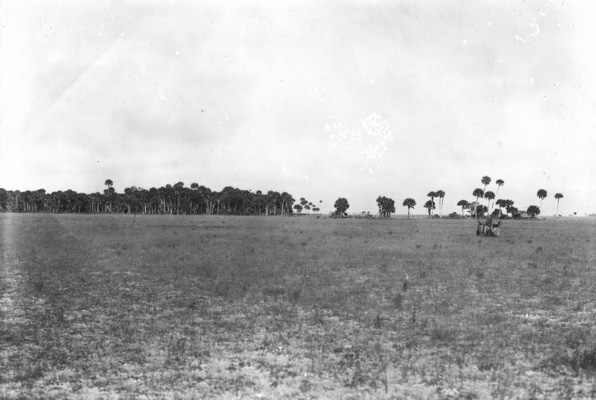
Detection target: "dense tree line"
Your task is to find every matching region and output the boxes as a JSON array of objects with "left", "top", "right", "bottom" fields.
[{"left": 0, "top": 181, "right": 297, "bottom": 216}]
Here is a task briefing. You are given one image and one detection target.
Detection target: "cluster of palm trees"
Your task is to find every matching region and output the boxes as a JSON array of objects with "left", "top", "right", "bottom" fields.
[
  {"left": 294, "top": 197, "right": 321, "bottom": 214},
  {"left": 0, "top": 180, "right": 300, "bottom": 216},
  {"left": 397, "top": 176, "right": 565, "bottom": 220},
  {"left": 460, "top": 177, "right": 564, "bottom": 219}
]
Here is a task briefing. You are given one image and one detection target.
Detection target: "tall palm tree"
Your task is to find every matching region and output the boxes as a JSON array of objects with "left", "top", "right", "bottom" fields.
[
  {"left": 436, "top": 190, "right": 445, "bottom": 217},
  {"left": 457, "top": 199, "right": 469, "bottom": 218},
  {"left": 481, "top": 176, "right": 491, "bottom": 193},
  {"left": 554, "top": 193, "right": 563, "bottom": 216},
  {"left": 427, "top": 191, "right": 437, "bottom": 217},
  {"left": 402, "top": 198, "right": 416, "bottom": 219},
  {"left": 472, "top": 188, "right": 484, "bottom": 219},
  {"left": 537, "top": 189, "right": 548, "bottom": 210},
  {"left": 495, "top": 179, "right": 504, "bottom": 197}
]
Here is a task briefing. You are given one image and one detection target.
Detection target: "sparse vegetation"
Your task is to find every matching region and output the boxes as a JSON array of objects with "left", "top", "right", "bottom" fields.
[{"left": 2, "top": 214, "right": 596, "bottom": 398}]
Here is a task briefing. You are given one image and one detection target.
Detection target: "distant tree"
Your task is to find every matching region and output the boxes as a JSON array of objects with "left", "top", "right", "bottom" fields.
[
  {"left": 472, "top": 188, "right": 484, "bottom": 219},
  {"left": 281, "top": 192, "right": 295, "bottom": 215},
  {"left": 537, "top": 189, "right": 547, "bottom": 210},
  {"left": 423, "top": 199, "right": 435, "bottom": 217},
  {"left": 104, "top": 179, "right": 115, "bottom": 213},
  {"left": 505, "top": 200, "right": 517, "bottom": 217},
  {"left": 457, "top": 199, "right": 469, "bottom": 218},
  {"left": 436, "top": 190, "right": 445, "bottom": 217},
  {"left": 312, "top": 207, "right": 320, "bottom": 213},
  {"left": 509, "top": 207, "right": 519, "bottom": 218},
  {"left": 495, "top": 199, "right": 507, "bottom": 218},
  {"left": 475, "top": 204, "right": 488, "bottom": 218},
  {"left": 427, "top": 191, "right": 437, "bottom": 216},
  {"left": 527, "top": 205, "right": 541, "bottom": 218},
  {"left": 294, "top": 204, "right": 303, "bottom": 213},
  {"left": 495, "top": 179, "right": 504, "bottom": 197},
  {"left": 481, "top": 176, "right": 491, "bottom": 192},
  {"left": 554, "top": 193, "right": 564, "bottom": 216},
  {"left": 402, "top": 198, "right": 416, "bottom": 219},
  {"left": 484, "top": 191, "right": 495, "bottom": 212},
  {"left": 334, "top": 198, "right": 349, "bottom": 216},
  {"left": 376, "top": 196, "right": 396, "bottom": 218}
]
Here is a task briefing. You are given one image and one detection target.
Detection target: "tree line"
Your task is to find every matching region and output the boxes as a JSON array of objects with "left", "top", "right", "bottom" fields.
[
  {"left": 0, "top": 176, "right": 565, "bottom": 219},
  {"left": 0, "top": 180, "right": 299, "bottom": 216}
]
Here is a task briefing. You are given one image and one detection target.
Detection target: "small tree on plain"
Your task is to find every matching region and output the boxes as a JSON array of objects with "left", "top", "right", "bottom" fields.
[
  {"left": 334, "top": 198, "right": 350, "bottom": 217},
  {"left": 423, "top": 199, "right": 435, "bottom": 217},
  {"left": 376, "top": 196, "right": 395, "bottom": 218},
  {"left": 537, "top": 189, "right": 547, "bottom": 210},
  {"left": 554, "top": 193, "right": 563, "bottom": 216},
  {"left": 402, "top": 198, "right": 416, "bottom": 219},
  {"left": 527, "top": 205, "right": 541, "bottom": 218},
  {"left": 457, "top": 199, "right": 469, "bottom": 218}
]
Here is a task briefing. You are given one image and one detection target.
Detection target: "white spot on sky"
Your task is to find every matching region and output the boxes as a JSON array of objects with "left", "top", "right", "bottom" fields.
[
  {"left": 529, "top": 78, "right": 535, "bottom": 84},
  {"left": 176, "top": 51, "right": 180, "bottom": 56},
  {"left": 370, "top": 78, "right": 374, "bottom": 84},
  {"left": 462, "top": 39, "right": 467, "bottom": 45},
  {"left": 516, "top": 17, "right": 541, "bottom": 43},
  {"left": 487, "top": 21, "right": 492, "bottom": 27},
  {"left": 326, "top": 113, "right": 393, "bottom": 171}
]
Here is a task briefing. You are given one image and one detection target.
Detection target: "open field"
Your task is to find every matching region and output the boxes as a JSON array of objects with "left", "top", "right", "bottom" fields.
[{"left": 1, "top": 213, "right": 596, "bottom": 399}]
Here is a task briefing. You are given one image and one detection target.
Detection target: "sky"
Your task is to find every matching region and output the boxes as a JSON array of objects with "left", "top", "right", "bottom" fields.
[{"left": 1, "top": 0, "right": 595, "bottom": 216}]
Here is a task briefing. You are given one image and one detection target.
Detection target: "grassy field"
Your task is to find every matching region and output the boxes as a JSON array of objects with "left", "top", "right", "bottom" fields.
[{"left": 1, "top": 213, "right": 596, "bottom": 399}]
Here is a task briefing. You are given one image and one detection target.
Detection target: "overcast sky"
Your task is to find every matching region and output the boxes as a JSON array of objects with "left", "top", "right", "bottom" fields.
[{"left": 1, "top": 0, "right": 595, "bottom": 216}]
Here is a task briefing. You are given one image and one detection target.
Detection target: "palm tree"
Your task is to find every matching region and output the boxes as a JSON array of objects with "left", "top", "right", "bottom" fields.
[
  {"left": 495, "top": 179, "right": 504, "bottom": 197},
  {"left": 472, "top": 188, "right": 484, "bottom": 219},
  {"left": 537, "top": 189, "right": 547, "bottom": 210},
  {"left": 481, "top": 176, "right": 491, "bottom": 192},
  {"left": 495, "top": 199, "right": 506, "bottom": 218},
  {"left": 427, "top": 191, "right": 437, "bottom": 216},
  {"left": 554, "top": 193, "right": 563, "bottom": 216},
  {"left": 436, "top": 190, "right": 445, "bottom": 217},
  {"left": 423, "top": 199, "right": 435, "bottom": 217},
  {"left": 484, "top": 191, "right": 495, "bottom": 212},
  {"left": 402, "top": 198, "right": 416, "bottom": 219},
  {"left": 457, "top": 200, "right": 469, "bottom": 218},
  {"left": 104, "top": 179, "right": 114, "bottom": 212}
]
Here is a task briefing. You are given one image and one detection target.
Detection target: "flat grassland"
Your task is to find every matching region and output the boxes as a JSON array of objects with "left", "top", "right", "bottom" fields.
[{"left": 1, "top": 213, "right": 596, "bottom": 399}]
